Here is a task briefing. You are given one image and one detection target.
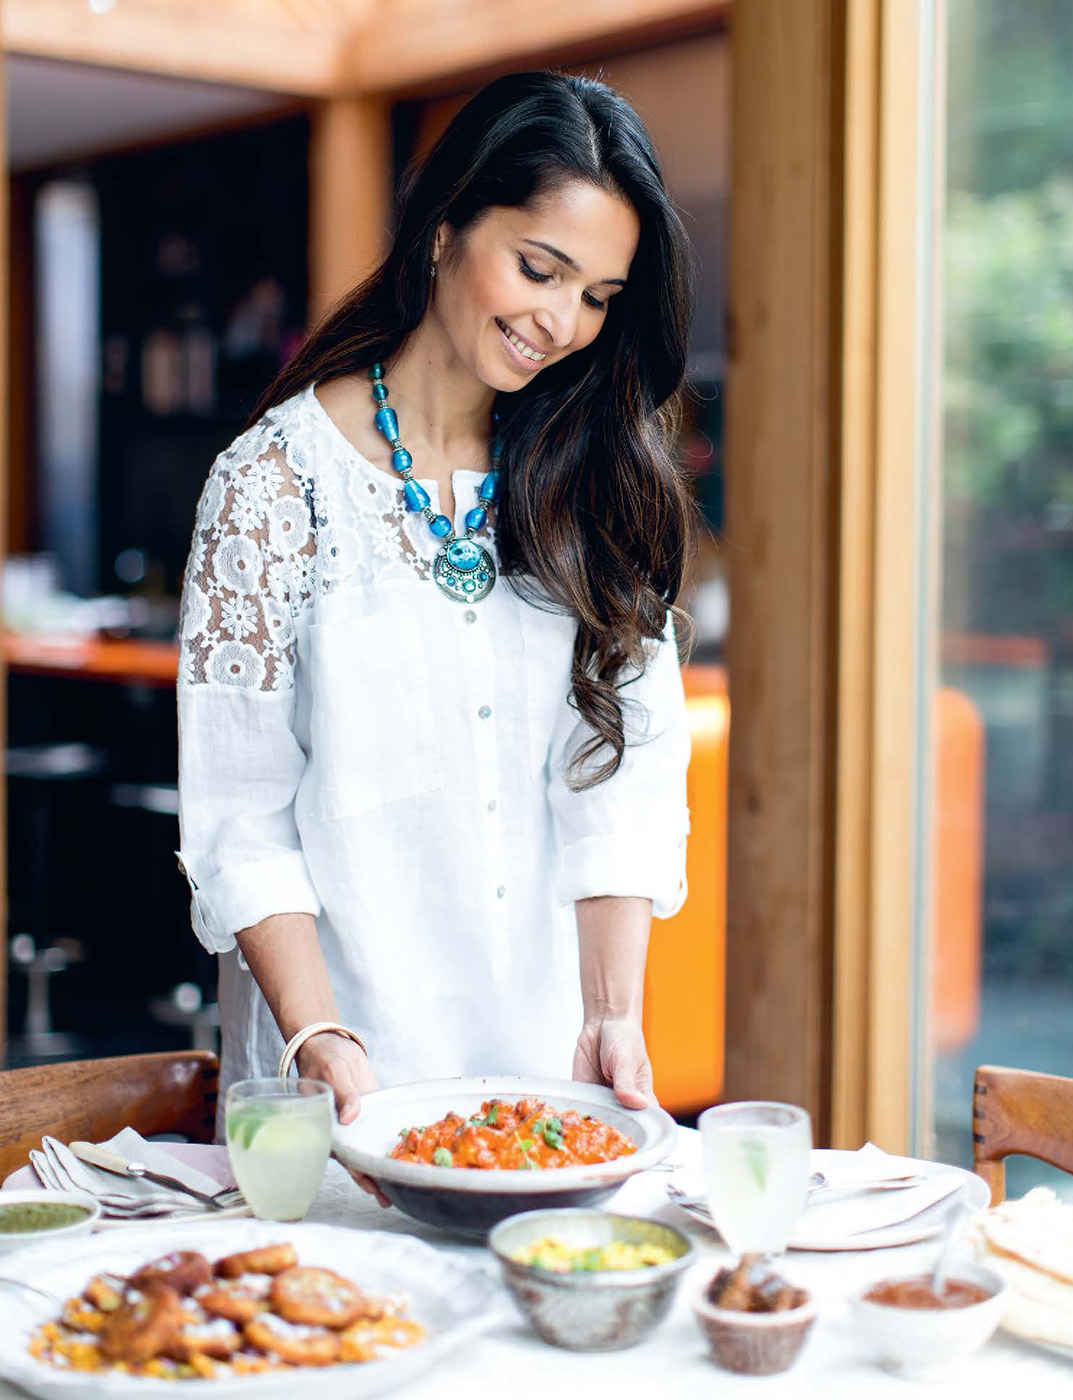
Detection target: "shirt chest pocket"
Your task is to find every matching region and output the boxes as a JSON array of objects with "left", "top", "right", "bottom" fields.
[
  {"left": 307, "top": 609, "right": 445, "bottom": 821},
  {"left": 520, "top": 604, "right": 577, "bottom": 776}
]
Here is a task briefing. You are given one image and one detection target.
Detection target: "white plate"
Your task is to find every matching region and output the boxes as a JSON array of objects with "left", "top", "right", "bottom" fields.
[
  {"left": 0, "top": 1218, "right": 501, "bottom": 1400},
  {"left": 668, "top": 1149, "right": 991, "bottom": 1251}
]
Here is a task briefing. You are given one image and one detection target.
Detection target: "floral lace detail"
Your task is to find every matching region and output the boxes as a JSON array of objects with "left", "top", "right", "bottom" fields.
[
  {"left": 179, "top": 386, "right": 499, "bottom": 692},
  {"left": 180, "top": 423, "right": 316, "bottom": 693}
]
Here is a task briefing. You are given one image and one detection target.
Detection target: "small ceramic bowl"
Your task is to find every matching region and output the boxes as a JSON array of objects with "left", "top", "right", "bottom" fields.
[
  {"left": 0, "top": 1189, "right": 100, "bottom": 1255},
  {"left": 849, "top": 1261, "right": 1007, "bottom": 1378},
  {"left": 489, "top": 1208, "right": 695, "bottom": 1351},
  {"left": 693, "top": 1281, "right": 818, "bottom": 1375}
]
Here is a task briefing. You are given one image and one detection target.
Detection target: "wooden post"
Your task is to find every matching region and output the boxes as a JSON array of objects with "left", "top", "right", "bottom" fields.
[
  {"left": 727, "top": 0, "right": 932, "bottom": 1152},
  {"left": 308, "top": 96, "right": 391, "bottom": 324},
  {"left": 723, "top": 0, "right": 842, "bottom": 1138}
]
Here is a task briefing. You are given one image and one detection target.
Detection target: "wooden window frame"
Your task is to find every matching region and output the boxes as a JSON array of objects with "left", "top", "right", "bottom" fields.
[{"left": 725, "top": 0, "right": 937, "bottom": 1153}]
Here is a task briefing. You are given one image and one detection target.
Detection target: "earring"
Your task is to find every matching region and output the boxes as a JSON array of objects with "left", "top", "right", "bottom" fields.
[{"left": 430, "top": 261, "right": 438, "bottom": 279}]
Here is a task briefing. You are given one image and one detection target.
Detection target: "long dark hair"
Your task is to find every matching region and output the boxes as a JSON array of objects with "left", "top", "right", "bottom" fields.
[{"left": 251, "top": 70, "right": 695, "bottom": 787}]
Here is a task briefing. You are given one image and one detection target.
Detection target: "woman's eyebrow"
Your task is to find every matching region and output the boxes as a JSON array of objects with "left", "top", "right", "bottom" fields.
[{"left": 521, "top": 238, "right": 627, "bottom": 286}]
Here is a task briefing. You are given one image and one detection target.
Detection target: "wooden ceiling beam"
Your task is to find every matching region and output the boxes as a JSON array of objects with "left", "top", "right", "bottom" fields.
[
  {"left": 3, "top": 0, "right": 728, "bottom": 99},
  {"left": 344, "top": 0, "right": 729, "bottom": 94},
  {"left": 1, "top": 0, "right": 363, "bottom": 96}
]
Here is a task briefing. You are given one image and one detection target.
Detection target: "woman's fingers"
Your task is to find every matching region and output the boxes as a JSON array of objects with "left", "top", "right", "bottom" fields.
[
  {"left": 575, "top": 1017, "right": 657, "bottom": 1108},
  {"left": 345, "top": 1166, "right": 392, "bottom": 1209},
  {"left": 297, "top": 1035, "right": 378, "bottom": 1119}
]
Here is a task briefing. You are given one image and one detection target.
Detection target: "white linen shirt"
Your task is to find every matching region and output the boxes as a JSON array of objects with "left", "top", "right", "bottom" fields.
[{"left": 176, "top": 382, "right": 690, "bottom": 1101}]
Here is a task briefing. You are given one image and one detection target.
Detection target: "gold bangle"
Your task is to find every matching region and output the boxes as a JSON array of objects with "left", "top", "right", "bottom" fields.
[{"left": 278, "top": 1022, "right": 369, "bottom": 1079}]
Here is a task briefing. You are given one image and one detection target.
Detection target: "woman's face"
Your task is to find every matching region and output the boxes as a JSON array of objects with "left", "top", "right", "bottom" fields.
[{"left": 432, "top": 179, "right": 640, "bottom": 391}]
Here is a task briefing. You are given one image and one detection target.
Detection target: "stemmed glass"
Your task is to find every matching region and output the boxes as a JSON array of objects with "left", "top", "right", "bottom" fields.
[{"left": 698, "top": 1101, "right": 812, "bottom": 1257}]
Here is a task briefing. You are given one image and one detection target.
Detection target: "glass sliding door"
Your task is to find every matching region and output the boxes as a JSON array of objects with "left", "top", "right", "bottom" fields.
[{"left": 926, "top": 0, "right": 1073, "bottom": 1193}]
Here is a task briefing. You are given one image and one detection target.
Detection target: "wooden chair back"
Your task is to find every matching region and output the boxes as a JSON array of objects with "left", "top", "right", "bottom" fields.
[
  {"left": 973, "top": 1064, "right": 1073, "bottom": 1204},
  {"left": 0, "top": 1050, "right": 219, "bottom": 1182}
]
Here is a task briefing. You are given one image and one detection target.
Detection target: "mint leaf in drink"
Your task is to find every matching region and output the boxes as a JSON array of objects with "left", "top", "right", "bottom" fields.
[{"left": 742, "top": 1137, "right": 769, "bottom": 1190}]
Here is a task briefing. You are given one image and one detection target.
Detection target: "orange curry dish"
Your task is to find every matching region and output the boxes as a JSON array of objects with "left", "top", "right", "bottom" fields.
[{"left": 390, "top": 1098, "right": 637, "bottom": 1170}]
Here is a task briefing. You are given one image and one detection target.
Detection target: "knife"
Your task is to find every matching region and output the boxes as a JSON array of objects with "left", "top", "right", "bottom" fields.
[{"left": 68, "top": 1142, "right": 237, "bottom": 1209}]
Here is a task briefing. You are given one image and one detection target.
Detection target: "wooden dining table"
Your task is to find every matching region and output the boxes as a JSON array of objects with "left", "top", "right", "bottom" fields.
[{"left": 2, "top": 1126, "right": 1069, "bottom": 1397}]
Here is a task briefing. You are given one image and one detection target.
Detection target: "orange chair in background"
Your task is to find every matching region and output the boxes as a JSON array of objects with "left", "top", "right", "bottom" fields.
[
  {"left": 643, "top": 668, "right": 984, "bottom": 1115},
  {"left": 644, "top": 666, "right": 727, "bottom": 1114},
  {"left": 933, "top": 687, "right": 985, "bottom": 1052}
]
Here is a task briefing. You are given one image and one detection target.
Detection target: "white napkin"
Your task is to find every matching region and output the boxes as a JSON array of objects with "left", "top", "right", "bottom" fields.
[
  {"left": 795, "top": 1148, "right": 965, "bottom": 1244},
  {"left": 32, "top": 1129, "right": 246, "bottom": 1219}
]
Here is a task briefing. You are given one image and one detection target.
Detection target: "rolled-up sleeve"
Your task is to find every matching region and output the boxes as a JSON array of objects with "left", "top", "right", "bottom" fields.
[
  {"left": 176, "top": 438, "right": 321, "bottom": 955},
  {"left": 547, "top": 612, "right": 691, "bottom": 919}
]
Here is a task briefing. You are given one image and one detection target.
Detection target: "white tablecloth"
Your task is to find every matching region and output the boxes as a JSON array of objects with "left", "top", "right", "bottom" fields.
[{"left": 3, "top": 1127, "right": 1071, "bottom": 1397}]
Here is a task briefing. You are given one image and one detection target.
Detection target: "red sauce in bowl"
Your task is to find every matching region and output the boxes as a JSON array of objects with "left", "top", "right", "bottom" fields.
[{"left": 863, "top": 1276, "right": 993, "bottom": 1310}]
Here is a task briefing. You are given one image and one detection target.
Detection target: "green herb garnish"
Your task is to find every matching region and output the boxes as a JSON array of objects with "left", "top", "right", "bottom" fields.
[
  {"left": 468, "top": 1103, "right": 503, "bottom": 1129},
  {"left": 541, "top": 1116, "right": 564, "bottom": 1150},
  {"left": 514, "top": 1131, "right": 541, "bottom": 1170},
  {"left": 432, "top": 1147, "right": 453, "bottom": 1167}
]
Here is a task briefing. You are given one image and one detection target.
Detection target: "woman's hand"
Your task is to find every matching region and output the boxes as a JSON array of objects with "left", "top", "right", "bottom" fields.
[
  {"left": 296, "top": 1033, "right": 390, "bottom": 1207},
  {"left": 573, "top": 1016, "right": 655, "bottom": 1109}
]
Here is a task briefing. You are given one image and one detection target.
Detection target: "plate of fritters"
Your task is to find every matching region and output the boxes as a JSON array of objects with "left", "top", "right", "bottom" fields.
[
  {"left": 972, "top": 1186, "right": 1073, "bottom": 1357},
  {"left": 0, "top": 1219, "right": 499, "bottom": 1400},
  {"left": 331, "top": 1076, "right": 678, "bottom": 1236}
]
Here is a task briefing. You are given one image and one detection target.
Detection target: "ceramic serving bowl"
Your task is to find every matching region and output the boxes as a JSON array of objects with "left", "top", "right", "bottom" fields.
[
  {"left": 693, "top": 1284, "right": 817, "bottom": 1375},
  {"left": 849, "top": 1260, "right": 1007, "bottom": 1378},
  {"left": 332, "top": 1076, "right": 678, "bottom": 1237},
  {"left": 0, "top": 1189, "right": 100, "bottom": 1255},
  {"left": 488, "top": 1208, "right": 695, "bottom": 1351}
]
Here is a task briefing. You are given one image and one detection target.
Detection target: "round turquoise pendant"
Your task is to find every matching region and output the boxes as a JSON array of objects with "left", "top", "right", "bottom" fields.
[{"left": 433, "top": 543, "right": 496, "bottom": 603}]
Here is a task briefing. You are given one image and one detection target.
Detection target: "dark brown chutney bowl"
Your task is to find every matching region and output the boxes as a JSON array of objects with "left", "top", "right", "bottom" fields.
[{"left": 693, "top": 1283, "right": 818, "bottom": 1375}]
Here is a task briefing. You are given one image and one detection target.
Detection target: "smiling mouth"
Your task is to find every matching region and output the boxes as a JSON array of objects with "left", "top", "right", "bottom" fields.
[{"left": 496, "top": 318, "right": 547, "bottom": 363}]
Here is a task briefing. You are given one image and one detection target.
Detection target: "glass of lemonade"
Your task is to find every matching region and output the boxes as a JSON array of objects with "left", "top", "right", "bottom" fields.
[
  {"left": 225, "top": 1077, "right": 334, "bottom": 1222},
  {"left": 698, "top": 1101, "right": 812, "bottom": 1257}
]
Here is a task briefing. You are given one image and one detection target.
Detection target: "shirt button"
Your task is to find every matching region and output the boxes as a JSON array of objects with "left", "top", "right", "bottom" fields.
[
  {"left": 496, "top": 885, "right": 506, "bottom": 899},
  {"left": 487, "top": 799, "right": 497, "bottom": 812},
  {"left": 478, "top": 705, "right": 492, "bottom": 719},
  {"left": 464, "top": 609, "right": 477, "bottom": 624}
]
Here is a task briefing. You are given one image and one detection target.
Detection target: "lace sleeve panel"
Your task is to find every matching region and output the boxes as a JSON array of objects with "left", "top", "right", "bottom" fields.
[{"left": 180, "top": 438, "right": 316, "bottom": 693}]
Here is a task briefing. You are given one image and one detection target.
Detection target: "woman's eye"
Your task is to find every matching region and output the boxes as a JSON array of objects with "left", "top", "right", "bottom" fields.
[
  {"left": 518, "top": 254, "right": 607, "bottom": 311},
  {"left": 518, "top": 255, "right": 551, "bottom": 283}
]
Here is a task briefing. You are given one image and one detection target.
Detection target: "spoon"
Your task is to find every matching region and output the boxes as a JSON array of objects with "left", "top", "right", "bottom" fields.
[
  {"left": 808, "top": 1169, "right": 927, "bottom": 1194},
  {"left": 930, "top": 1200, "right": 972, "bottom": 1296}
]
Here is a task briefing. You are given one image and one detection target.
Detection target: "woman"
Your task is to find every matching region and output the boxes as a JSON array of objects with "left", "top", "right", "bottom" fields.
[{"left": 176, "top": 70, "right": 695, "bottom": 1131}]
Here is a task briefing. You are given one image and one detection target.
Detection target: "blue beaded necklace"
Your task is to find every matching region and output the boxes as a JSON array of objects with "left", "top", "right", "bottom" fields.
[{"left": 370, "top": 363, "right": 500, "bottom": 604}]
